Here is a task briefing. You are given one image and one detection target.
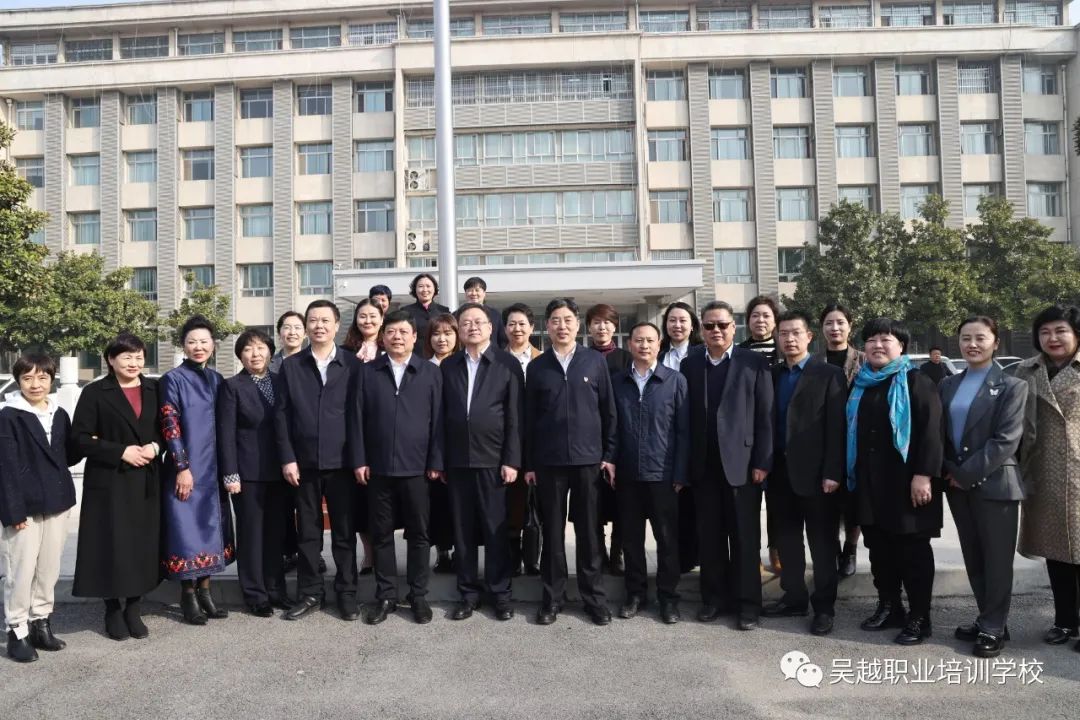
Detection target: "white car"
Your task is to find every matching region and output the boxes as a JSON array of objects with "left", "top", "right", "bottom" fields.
[{"left": 907, "top": 354, "right": 961, "bottom": 375}]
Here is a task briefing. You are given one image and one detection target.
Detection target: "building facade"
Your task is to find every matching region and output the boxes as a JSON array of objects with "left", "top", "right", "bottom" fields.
[{"left": 1, "top": 0, "right": 1077, "bottom": 371}]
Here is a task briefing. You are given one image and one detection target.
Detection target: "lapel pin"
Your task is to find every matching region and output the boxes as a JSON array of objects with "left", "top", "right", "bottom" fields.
[
  {"left": 989, "top": 388, "right": 1000, "bottom": 396},
  {"left": 583, "top": 376, "right": 589, "bottom": 382}
]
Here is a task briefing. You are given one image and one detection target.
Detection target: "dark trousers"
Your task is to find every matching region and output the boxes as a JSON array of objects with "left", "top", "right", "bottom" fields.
[
  {"left": 233, "top": 481, "right": 287, "bottom": 606},
  {"left": 617, "top": 480, "right": 680, "bottom": 602},
  {"left": 947, "top": 490, "right": 1019, "bottom": 635},
  {"left": 448, "top": 467, "right": 510, "bottom": 603},
  {"left": 767, "top": 461, "right": 841, "bottom": 615},
  {"left": 429, "top": 481, "right": 454, "bottom": 552},
  {"left": 695, "top": 473, "right": 763, "bottom": 616},
  {"left": 282, "top": 482, "right": 299, "bottom": 556},
  {"left": 862, "top": 525, "right": 934, "bottom": 618},
  {"left": 1046, "top": 559, "right": 1080, "bottom": 630},
  {"left": 296, "top": 469, "right": 357, "bottom": 599},
  {"left": 536, "top": 464, "right": 606, "bottom": 610},
  {"left": 369, "top": 475, "right": 430, "bottom": 601}
]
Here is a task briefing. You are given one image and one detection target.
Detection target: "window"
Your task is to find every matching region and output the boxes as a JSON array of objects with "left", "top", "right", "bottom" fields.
[
  {"left": 834, "top": 66, "right": 870, "bottom": 97},
  {"left": 963, "top": 184, "right": 1000, "bottom": 216},
  {"left": 406, "top": 17, "right": 477, "bottom": 38},
  {"left": 120, "top": 36, "right": 168, "bottom": 59},
  {"left": 482, "top": 14, "right": 552, "bottom": 35},
  {"left": 715, "top": 249, "right": 755, "bottom": 284},
  {"left": 560, "top": 12, "right": 628, "bottom": 32},
  {"left": 639, "top": 11, "right": 690, "bottom": 32},
  {"left": 482, "top": 193, "right": 557, "bottom": 226},
  {"left": 127, "top": 209, "right": 157, "bottom": 242},
  {"left": 65, "top": 39, "right": 112, "bottom": 62},
  {"left": 711, "top": 128, "right": 750, "bottom": 160},
  {"left": 355, "top": 140, "right": 394, "bottom": 172},
  {"left": 71, "top": 97, "right": 100, "bottom": 128},
  {"left": 178, "top": 32, "right": 224, "bottom": 56},
  {"left": 15, "top": 101, "right": 44, "bottom": 131},
  {"left": 354, "top": 259, "right": 395, "bottom": 269},
  {"left": 297, "top": 144, "right": 332, "bottom": 175},
  {"left": 10, "top": 42, "right": 58, "bottom": 66},
  {"left": 901, "top": 184, "right": 935, "bottom": 219},
  {"left": 649, "top": 191, "right": 689, "bottom": 223},
  {"left": 356, "top": 200, "right": 395, "bottom": 232},
  {"left": 839, "top": 185, "right": 877, "bottom": 210},
  {"left": 961, "top": 123, "right": 999, "bottom": 154},
  {"left": 647, "top": 70, "right": 686, "bottom": 101},
  {"left": 648, "top": 130, "right": 687, "bottom": 162},
  {"left": 777, "top": 188, "right": 814, "bottom": 221},
  {"left": 240, "top": 264, "right": 273, "bottom": 297},
  {"left": 899, "top": 124, "right": 936, "bottom": 156},
  {"left": 240, "top": 146, "right": 273, "bottom": 178},
  {"left": 560, "top": 129, "right": 634, "bottom": 163},
  {"left": 1006, "top": 1, "right": 1062, "bottom": 25},
  {"left": 709, "top": 68, "right": 747, "bottom": 99},
  {"left": 298, "top": 202, "right": 332, "bottom": 235},
  {"left": 183, "top": 92, "right": 214, "bottom": 122},
  {"left": 1023, "top": 63, "right": 1059, "bottom": 94},
  {"left": 697, "top": 8, "right": 752, "bottom": 30},
  {"left": 881, "top": 3, "right": 935, "bottom": 25},
  {"left": 356, "top": 81, "right": 393, "bottom": 112},
  {"left": 126, "top": 151, "right": 157, "bottom": 182},
  {"left": 562, "top": 190, "right": 636, "bottom": 224},
  {"left": 71, "top": 212, "right": 100, "bottom": 245},
  {"left": 408, "top": 257, "right": 438, "bottom": 269},
  {"left": 1025, "top": 122, "right": 1060, "bottom": 154},
  {"left": 239, "top": 88, "right": 273, "bottom": 119},
  {"left": 233, "top": 30, "right": 282, "bottom": 52},
  {"left": 409, "top": 196, "right": 438, "bottom": 229},
  {"left": 71, "top": 155, "right": 100, "bottom": 186},
  {"left": 778, "top": 248, "right": 804, "bottom": 283},
  {"left": 239, "top": 205, "right": 272, "bottom": 237},
  {"left": 758, "top": 5, "right": 812, "bottom": 29},
  {"left": 407, "top": 69, "right": 632, "bottom": 108},
  {"left": 289, "top": 25, "right": 341, "bottom": 48},
  {"left": 773, "top": 127, "right": 812, "bottom": 159},
  {"left": 819, "top": 5, "right": 872, "bottom": 27},
  {"left": 297, "top": 84, "right": 332, "bottom": 116},
  {"left": 1027, "top": 182, "right": 1062, "bottom": 217},
  {"left": 183, "top": 266, "right": 215, "bottom": 292},
  {"left": 127, "top": 95, "right": 156, "bottom": 125},
  {"left": 712, "top": 189, "right": 752, "bottom": 222},
  {"left": 183, "top": 207, "right": 214, "bottom": 240},
  {"left": 456, "top": 135, "right": 478, "bottom": 166},
  {"left": 944, "top": 1, "right": 996, "bottom": 24},
  {"left": 771, "top": 67, "right": 807, "bottom": 99},
  {"left": 298, "top": 262, "right": 333, "bottom": 295},
  {"left": 131, "top": 268, "right": 157, "bottom": 301},
  {"left": 650, "top": 249, "right": 694, "bottom": 261},
  {"left": 182, "top": 149, "right": 215, "bottom": 181},
  {"left": 836, "top": 126, "right": 874, "bottom": 158},
  {"left": 896, "top": 64, "right": 933, "bottom": 95},
  {"left": 348, "top": 22, "right": 398, "bottom": 46},
  {"left": 29, "top": 229, "right": 46, "bottom": 245},
  {"left": 407, "top": 136, "right": 437, "bottom": 168},
  {"left": 959, "top": 62, "right": 998, "bottom": 94},
  {"left": 16, "top": 158, "right": 44, "bottom": 188}
]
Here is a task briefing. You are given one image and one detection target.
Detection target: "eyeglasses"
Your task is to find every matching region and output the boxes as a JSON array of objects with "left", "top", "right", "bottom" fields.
[
  {"left": 702, "top": 321, "right": 734, "bottom": 331},
  {"left": 459, "top": 320, "right": 490, "bottom": 329}
]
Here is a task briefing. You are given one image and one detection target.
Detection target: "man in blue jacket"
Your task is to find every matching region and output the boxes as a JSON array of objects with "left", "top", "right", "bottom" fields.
[
  {"left": 524, "top": 298, "right": 617, "bottom": 626},
  {"left": 613, "top": 322, "right": 689, "bottom": 624}
]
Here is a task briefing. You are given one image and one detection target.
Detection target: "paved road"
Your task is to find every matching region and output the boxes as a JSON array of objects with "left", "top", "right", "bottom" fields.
[{"left": 1, "top": 592, "right": 1076, "bottom": 720}]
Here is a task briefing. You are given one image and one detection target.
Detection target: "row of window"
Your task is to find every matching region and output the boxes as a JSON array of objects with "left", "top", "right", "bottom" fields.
[
  {"left": 405, "top": 129, "right": 634, "bottom": 168},
  {"left": 123, "top": 262, "right": 332, "bottom": 301},
  {"left": 409, "top": 191, "right": 638, "bottom": 229}
]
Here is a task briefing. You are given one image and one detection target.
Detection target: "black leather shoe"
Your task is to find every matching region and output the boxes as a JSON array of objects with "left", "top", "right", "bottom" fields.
[
  {"left": 6, "top": 630, "right": 38, "bottom": 663},
  {"left": 268, "top": 593, "right": 295, "bottom": 611},
  {"left": 1044, "top": 626, "right": 1079, "bottom": 644},
  {"left": 411, "top": 597, "right": 433, "bottom": 624},
  {"left": 338, "top": 597, "right": 361, "bottom": 622},
  {"left": 180, "top": 591, "right": 208, "bottom": 625},
  {"left": 283, "top": 595, "right": 323, "bottom": 621},
  {"left": 974, "top": 632, "right": 1005, "bottom": 658},
  {"left": 495, "top": 604, "right": 515, "bottom": 621},
  {"left": 248, "top": 603, "right": 274, "bottom": 618},
  {"left": 365, "top": 599, "right": 396, "bottom": 625},
  {"left": 195, "top": 588, "right": 229, "bottom": 619},
  {"left": 838, "top": 548, "right": 857, "bottom": 578},
  {"left": 811, "top": 613, "right": 835, "bottom": 636},
  {"left": 608, "top": 550, "right": 625, "bottom": 577},
  {"left": 956, "top": 623, "right": 1010, "bottom": 642},
  {"left": 536, "top": 603, "right": 561, "bottom": 625},
  {"left": 895, "top": 616, "right": 932, "bottom": 645},
  {"left": 451, "top": 600, "right": 480, "bottom": 621},
  {"left": 105, "top": 602, "right": 129, "bottom": 641},
  {"left": 619, "top": 595, "right": 645, "bottom": 619},
  {"left": 762, "top": 600, "right": 809, "bottom": 618},
  {"left": 124, "top": 600, "right": 149, "bottom": 640},
  {"left": 861, "top": 601, "right": 906, "bottom": 631},
  {"left": 587, "top": 605, "right": 612, "bottom": 626},
  {"left": 737, "top": 613, "right": 759, "bottom": 631},
  {"left": 660, "top": 601, "right": 681, "bottom": 625},
  {"left": 28, "top": 618, "right": 65, "bottom": 651},
  {"left": 697, "top": 604, "right": 723, "bottom": 623}
]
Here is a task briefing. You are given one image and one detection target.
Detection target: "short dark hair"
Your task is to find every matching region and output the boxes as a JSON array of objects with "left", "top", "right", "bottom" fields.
[
  {"left": 818, "top": 302, "right": 852, "bottom": 327},
  {"left": 423, "top": 313, "right": 461, "bottom": 358},
  {"left": 104, "top": 332, "right": 147, "bottom": 372},
  {"left": 629, "top": 321, "right": 661, "bottom": 340},
  {"left": 305, "top": 299, "right": 340, "bottom": 322},
  {"left": 957, "top": 316, "right": 999, "bottom": 340},
  {"left": 929, "top": 345, "right": 944, "bottom": 354},
  {"left": 409, "top": 273, "right": 439, "bottom": 300},
  {"left": 13, "top": 352, "right": 57, "bottom": 381},
  {"left": 700, "top": 300, "right": 735, "bottom": 319},
  {"left": 368, "top": 284, "right": 392, "bottom": 301},
  {"left": 745, "top": 295, "right": 781, "bottom": 320},
  {"left": 661, "top": 301, "right": 702, "bottom": 348},
  {"left": 180, "top": 315, "right": 215, "bottom": 343},
  {"left": 545, "top": 297, "right": 579, "bottom": 320},
  {"left": 777, "top": 310, "right": 813, "bottom": 331},
  {"left": 1032, "top": 304, "right": 1080, "bottom": 353},
  {"left": 585, "top": 303, "right": 619, "bottom": 327},
  {"left": 503, "top": 303, "right": 535, "bottom": 326},
  {"left": 382, "top": 308, "right": 416, "bottom": 332},
  {"left": 234, "top": 327, "right": 276, "bottom": 360},
  {"left": 463, "top": 276, "right": 486, "bottom": 292},
  {"left": 276, "top": 311, "right": 304, "bottom": 333},
  {"left": 861, "top": 317, "right": 911, "bottom": 353},
  {"left": 456, "top": 302, "right": 487, "bottom": 317}
]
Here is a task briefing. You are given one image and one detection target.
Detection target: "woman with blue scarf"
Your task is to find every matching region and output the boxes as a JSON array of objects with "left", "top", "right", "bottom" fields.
[{"left": 847, "top": 318, "right": 944, "bottom": 645}]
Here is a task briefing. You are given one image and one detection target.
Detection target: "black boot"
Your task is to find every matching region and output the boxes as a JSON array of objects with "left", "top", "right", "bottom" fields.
[
  {"left": 522, "top": 525, "right": 541, "bottom": 576},
  {"left": 124, "top": 597, "right": 149, "bottom": 639},
  {"left": 6, "top": 630, "right": 38, "bottom": 663},
  {"left": 104, "top": 599, "right": 128, "bottom": 641},
  {"left": 180, "top": 590, "right": 208, "bottom": 626},
  {"left": 28, "top": 618, "right": 65, "bottom": 651},
  {"left": 195, "top": 587, "right": 229, "bottom": 619}
]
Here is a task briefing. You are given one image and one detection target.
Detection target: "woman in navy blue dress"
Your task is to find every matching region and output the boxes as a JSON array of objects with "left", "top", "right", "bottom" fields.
[{"left": 159, "top": 316, "right": 235, "bottom": 625}]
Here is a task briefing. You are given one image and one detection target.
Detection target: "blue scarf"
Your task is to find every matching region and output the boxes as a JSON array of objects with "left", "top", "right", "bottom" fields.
[{"left": 845, "top": 355, "right": 913, "bottom": 491}]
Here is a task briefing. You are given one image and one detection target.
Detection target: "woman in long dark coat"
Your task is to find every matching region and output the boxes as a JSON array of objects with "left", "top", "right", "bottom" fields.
[
  {"left": 159, "top": 316, "right": 235, "bottom": 625},
  {"left": 71, "top": 333, "right": 162, "bottom": 640},
  {"left": 848, "top": 318, "right": 944, "bottom": 646}
]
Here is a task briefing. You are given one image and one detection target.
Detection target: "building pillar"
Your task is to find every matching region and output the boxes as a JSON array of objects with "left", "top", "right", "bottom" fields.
[
  {"left": 1000, "top": 55, "right": 1027, "bottom": 216},
  {"left": 332, "top": 77, "right": 355, "bottom": 273},
  {"left": 272, "top": 80, "right": 295, "bottom": 319},
  {"left": 214, "top": 82, "right": 237, "bottom": 376},
  {"left": 687, "top": 63, "right": 716, "bottom": 304},
  {"left": 749, "top": 61, "right": 778, "bottom": 297},
  {"left": 156, "top": 87, "right": 180, "bottom": 368},
  {"left": 935, "top": 58, "right": 965, "bottom": 226},
  {"left": 44, "top": 93, "right": 66, "bottom": 253},
  {"left": 99, "top": 91, "right": 122, "bottom": 269},
  {"left": 874, "top": 58, "right": 900, "bottom": 214},
  {"left": 811, "top": 59, "right": 837, "bottom": 217}
]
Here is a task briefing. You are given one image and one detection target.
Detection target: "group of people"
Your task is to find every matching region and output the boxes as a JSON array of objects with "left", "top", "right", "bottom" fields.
[{"left": 2, "top": 271, "right": 1080, "bottom": 666}]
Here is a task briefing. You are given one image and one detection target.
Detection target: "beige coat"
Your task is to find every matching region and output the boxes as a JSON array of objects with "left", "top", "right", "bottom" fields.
[{"left": 1016, "top": 350, "right": 1080, "bottom": 564}]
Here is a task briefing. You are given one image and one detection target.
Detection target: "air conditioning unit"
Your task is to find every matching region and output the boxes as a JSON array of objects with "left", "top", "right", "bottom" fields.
[
  {"left": 405, "top": 229, "right": 432, "bottom": 254},
  {"left": 405, "top": 169, "right": 430, "bottom": 191}
]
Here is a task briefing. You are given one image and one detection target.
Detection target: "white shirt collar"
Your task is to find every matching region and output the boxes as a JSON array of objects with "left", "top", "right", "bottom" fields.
[{"left": 707, "top": 345, "right": 734, "bottom": 366}]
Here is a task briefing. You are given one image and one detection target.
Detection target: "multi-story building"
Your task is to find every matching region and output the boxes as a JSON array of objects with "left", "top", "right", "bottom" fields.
[{"left": 1, "top": 0, "right": 1077, "bottom": 371}]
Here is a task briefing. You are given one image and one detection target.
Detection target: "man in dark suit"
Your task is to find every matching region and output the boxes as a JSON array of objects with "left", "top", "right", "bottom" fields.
[
  {"left": 351, "top": 309, "right": 444, "bottom": 625},
  {"left": 681, "top": 300, "right": 773, "bottom": 631},
  {"left": 275, "top": 300, "right": 363, "bottom": 622},
  {"left": 761, "top": 311, "right": 847, "bottom": 636},
  {"left": 441, "top": 302, "right": 524, "bottom": 621},
  {"left": 524, "top": 298, "right": 618, "bottom": 626},
  {"left": 460, "top": 276, "right": 508, "bottom": 348}
]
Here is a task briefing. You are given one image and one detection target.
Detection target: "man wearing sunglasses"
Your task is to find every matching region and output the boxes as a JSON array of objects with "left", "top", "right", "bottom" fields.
[{"left": 681, "top": 300, "right": 774, "bottom": 631}]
